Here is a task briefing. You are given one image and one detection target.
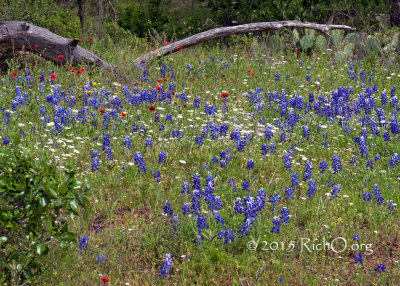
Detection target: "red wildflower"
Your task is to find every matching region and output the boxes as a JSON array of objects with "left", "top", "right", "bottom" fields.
[
  {"left": 155, "top": 86, "right": 162, "bottom": 91},
  {"left": 135, "top": 82, "right": 140, "bottom": 85},
  {"left": 77, "top": 70, "right": 82, "bottom": 74},
  {"left": 34, "top": 44, "right": 39, "bottom": 48},
  {"left": 147, "top": 41, "right": 151, "bottom": 45},
  {"left": 221, "top": 92, "right": 229, "bottom": 98},
  {"left": 99, "top": 108, "right": 107, "bottom": 114},
  {"left": 157, "top": 79, "right": 163, "bottom": 83},
  {"left": 247, "top": 69, "right": 252, "bottom": 73},
  {"left": 70, "top": 69, "right": 76, "bottom": 72},
  {"left": 89, "top": 37, "right": 93, "bottom": 41},
  {"left": 149, "top": 106, "right": 156, "bottom": 112},
  {"left": 50, "top": 74, "right": 56, "bottom": 80},
  {"left": 250, "top": 72, "right": 255, "bottom": 76},
  {"left": 317, "top": 88, "right": 320, "bottom": 92},
  {"left": 152, "top": 48, "right": 156, "bottom": 51},
  {"left": 163, "top": 78, "right": 168, "bottom": 81},
  {"left": 100, "top": 277, "right": 110, "bottom": 282},
  {"left": 57, "top": 55, "right": 64, "bottom": 60},
  {"left": 296, "top": 51, "right": 301, "bottom": 56},
  {"left": 177, "top": 46, "right": 182, "bottom": 51},
  {"left": 11, "top": 72, "right": 17, "bottom": 77},
  {"left": 164, "top": 41, "right": 170, "bottom": 45},
  {"left": 120, "top": 112, "right": 127, "bottom": 117},
  {"left": 171, "top": 91, "right": 175, "bottom": 95}
]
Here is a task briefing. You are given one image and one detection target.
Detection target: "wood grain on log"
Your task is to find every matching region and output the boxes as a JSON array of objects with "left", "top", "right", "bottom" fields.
[
  {"left": 0, "top": 20, "right": 112, "bottom": 70},
  {"left": 134, "top": 20, "right": 356, "bottom": 66}
]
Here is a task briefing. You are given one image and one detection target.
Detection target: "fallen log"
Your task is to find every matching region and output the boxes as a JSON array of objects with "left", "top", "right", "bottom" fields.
[
  {"left": 0, "top": 20, "right": 356, "bottom": 75},
  {"left": 0, "top": 20, "right": 113, "bottom": 71},
  {"left": 134, "top": 20, "right": 356, "bottom": 66}
]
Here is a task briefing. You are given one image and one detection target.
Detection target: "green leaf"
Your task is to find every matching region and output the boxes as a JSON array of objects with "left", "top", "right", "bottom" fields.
[
  {"left": 39, "top": 197, "right": 47, "bottom": 207},
  {"left": 70, "top": 199, "right": 78, "bottom": 210},
  {"left": 36, "top": 243, "right": 48, "bottom": 256}
]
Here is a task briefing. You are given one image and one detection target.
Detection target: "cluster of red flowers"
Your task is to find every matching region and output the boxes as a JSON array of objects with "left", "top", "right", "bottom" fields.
[
  {"left": 247, "top": 69, "right": 255, "bottom": 76},
  {"left": 100, "top": 277, "right": 110, "bottom": 283},
  {"left": 221, "top": 92, "right": 229, "bottom": 98},
  {"left": 155, "top": 86, "right": 162, "bottom": 91},
  {"left": 70, "top": 68, "right": 87, "bottom": 73},
  {"left": 177, "top": 46, "right": 183, "bottom": 51},
  {"left": 11, "top": 72, "right": 17, "bottom": 77}
]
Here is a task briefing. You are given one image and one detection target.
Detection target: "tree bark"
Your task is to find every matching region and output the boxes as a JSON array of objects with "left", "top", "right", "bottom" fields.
[
  {"left": 0, "top": 20, "right": 112, "bottom": 71},
  {"left": 134, "top": 20, "right": 356, "bottom": 66},
  {"left": 77, "top": 0, "right": 84, "bottom": 32}
]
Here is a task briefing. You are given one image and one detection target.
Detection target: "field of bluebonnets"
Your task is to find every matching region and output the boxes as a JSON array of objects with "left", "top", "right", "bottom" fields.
[{"left": 1, "top": 32, "right": 400, "bottom": 285}]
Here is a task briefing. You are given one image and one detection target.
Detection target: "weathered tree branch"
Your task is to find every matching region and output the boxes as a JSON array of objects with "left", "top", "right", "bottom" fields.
[
  {"left": 134, "top": 20, "right": 356, "bottom": 66},
  {"left": 0, "top": 20, "right": 112, "bottom": 71}
]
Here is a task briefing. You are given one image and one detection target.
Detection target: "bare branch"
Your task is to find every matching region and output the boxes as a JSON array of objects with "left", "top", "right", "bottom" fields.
[{"left": 134, "top": 20, "right": 355, "bottom": 66}]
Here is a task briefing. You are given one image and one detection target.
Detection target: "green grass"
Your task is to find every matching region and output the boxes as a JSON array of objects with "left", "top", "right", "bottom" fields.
[{"left": 1, "top": 35, "right": 400, "bottom": 285}]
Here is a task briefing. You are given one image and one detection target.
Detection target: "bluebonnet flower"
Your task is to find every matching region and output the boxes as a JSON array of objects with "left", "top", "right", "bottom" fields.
[
  {"left": 246, "top": 159, "right": 254, "bottom": 169},
  {"left": 264, "top": 126, "right": 274, "bottom": 141},
  {"left": 389, "top": 154, "right": 399, "bottom": 167},
  {"left": 159, "top": 253, "right": 173, "bottom": 278},
  {"left": 322, "top": 141, "right": 329, "bottom": 148},
  {"left": 78, "top": 235, "right": 89, "bottom": 250},
  {"left": 354, "top": 252, "right": 363, "bottom": 264},
  {"left": 307, "top": 179, "right": 317, "bottom": 198},
  {"left": 218, "top": 229, "right": 235, "bottom": 244},
  {"left": 280, "top": 132, "right": 286, "bottom": 142},
  {"left": 181, "top": 181, "right": 190, "bottom": 195},
  {"left": 331, "top": 184, "right": 341, "bottom": 199},
  {"left": 332, "top": 154, "right": 342, "bottom": 174},
  {"left": 195, "top": 136, "right": 203, "bottom": 147},
  {"left": 3, "top": 137, "right": 10, "bottom": 146},
  {"left": 192, "top": 174, "right": 201, "bottom": 190},
  {"left": 145, "top": 138, "right": 153, "bottom": 148},
  {"left": 268, "top": 194, "right": 281, "bottom": 211},
  {"left": 363, "top": 192, "right": 372, "bottom": 202},
  {"left": 261, "top": 144, "right": 269, "bottom": 155},
  {"left": 196, "top": 215, "right": 208, "bottom": 243},
  {"left": 163, "top": 201, "right": 173, "bottom": 217},
  {"left": 159, "top": 151, "right": 167, "bottom": 163},
  {"left": 153, "top": 170, "right": 161, "bottom": 182},
  {"left": 388, "top": 200, "right": 397, "bottom": 214},
  {"left": 291, "top": 172, "right": 299, "bottom": 187},
  {"left": 134, "top": 152, "right": 146, "bottom": 173},
  {"left": 95, "top": 254, "right": 106, "bottom": 264},
  {"left": 172, "top": 129, "right": 181, "bottom": 138},
  {"left": 124, "top": 136, "right": 132, "bottom": 149},
  {"left": 383, "top": 131, "right": 391, "bottom": 141},
  {"left": 282, "top": 153, "right": 292, "bottom": 171},
  {"left": 271, "top": 217, "right": 281, "bottom": 233},
  {"left": 303, "top": 161, "right": 312, "bottom": 181},
  {"left": 319, "top": 160, "right": 328, "bottom": 174},
  {"left": 303, "top": 125, "right": 310, "bottom": 140},
  {"left": 278, "top": 278, "right": 285, "bottom": 283},
  {"left": 372, "top": 184, "right": 385, "bottom": 206},
  {"left": 376, "top": 264, "right": 386, "bottom": 274},
  {"left": 366, "top": 160, "right": 374, "bottom": 169},
  {"left": 242, "top": 180, "right": 250, "bottom": 192},
  {"left": 280, "top": 207, "right": 290, "bottom": 224},
  {"left": 270, "top": 142, "right": 277, "bottom": 153},
  {"left": 285, "top": 187, "right": 294, "bottom": 200},
  {"left": 193, "top": 97, "right": 200, "bottom": 108},
  {"left": 91, "top": 151, "right": 100, "bottom": 172},
  {"left": 353, "top": 235, "right": 360, "bottom": 242}
]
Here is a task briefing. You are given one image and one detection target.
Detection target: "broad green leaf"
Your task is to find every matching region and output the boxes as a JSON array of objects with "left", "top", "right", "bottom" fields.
[{"left": 36, "top": 243, "right": 49, "bottom": 256}]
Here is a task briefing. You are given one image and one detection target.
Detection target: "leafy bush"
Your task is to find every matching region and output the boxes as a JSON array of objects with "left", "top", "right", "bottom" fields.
[{"left": 0, "top": 148, "right": 92, "bottom": 285}]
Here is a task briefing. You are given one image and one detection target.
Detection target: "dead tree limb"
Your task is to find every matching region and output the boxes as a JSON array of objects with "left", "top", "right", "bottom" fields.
[
  {"left": 134, "top": 20, "right": 356, "bottom": 66},
  {"left": 0, "top": 20, "right": 112, "bottom": 71}
]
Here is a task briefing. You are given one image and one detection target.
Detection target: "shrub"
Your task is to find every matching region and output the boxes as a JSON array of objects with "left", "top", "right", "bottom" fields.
[{"left": 0, "top": 148, "right": 92, "bottom": 285}]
